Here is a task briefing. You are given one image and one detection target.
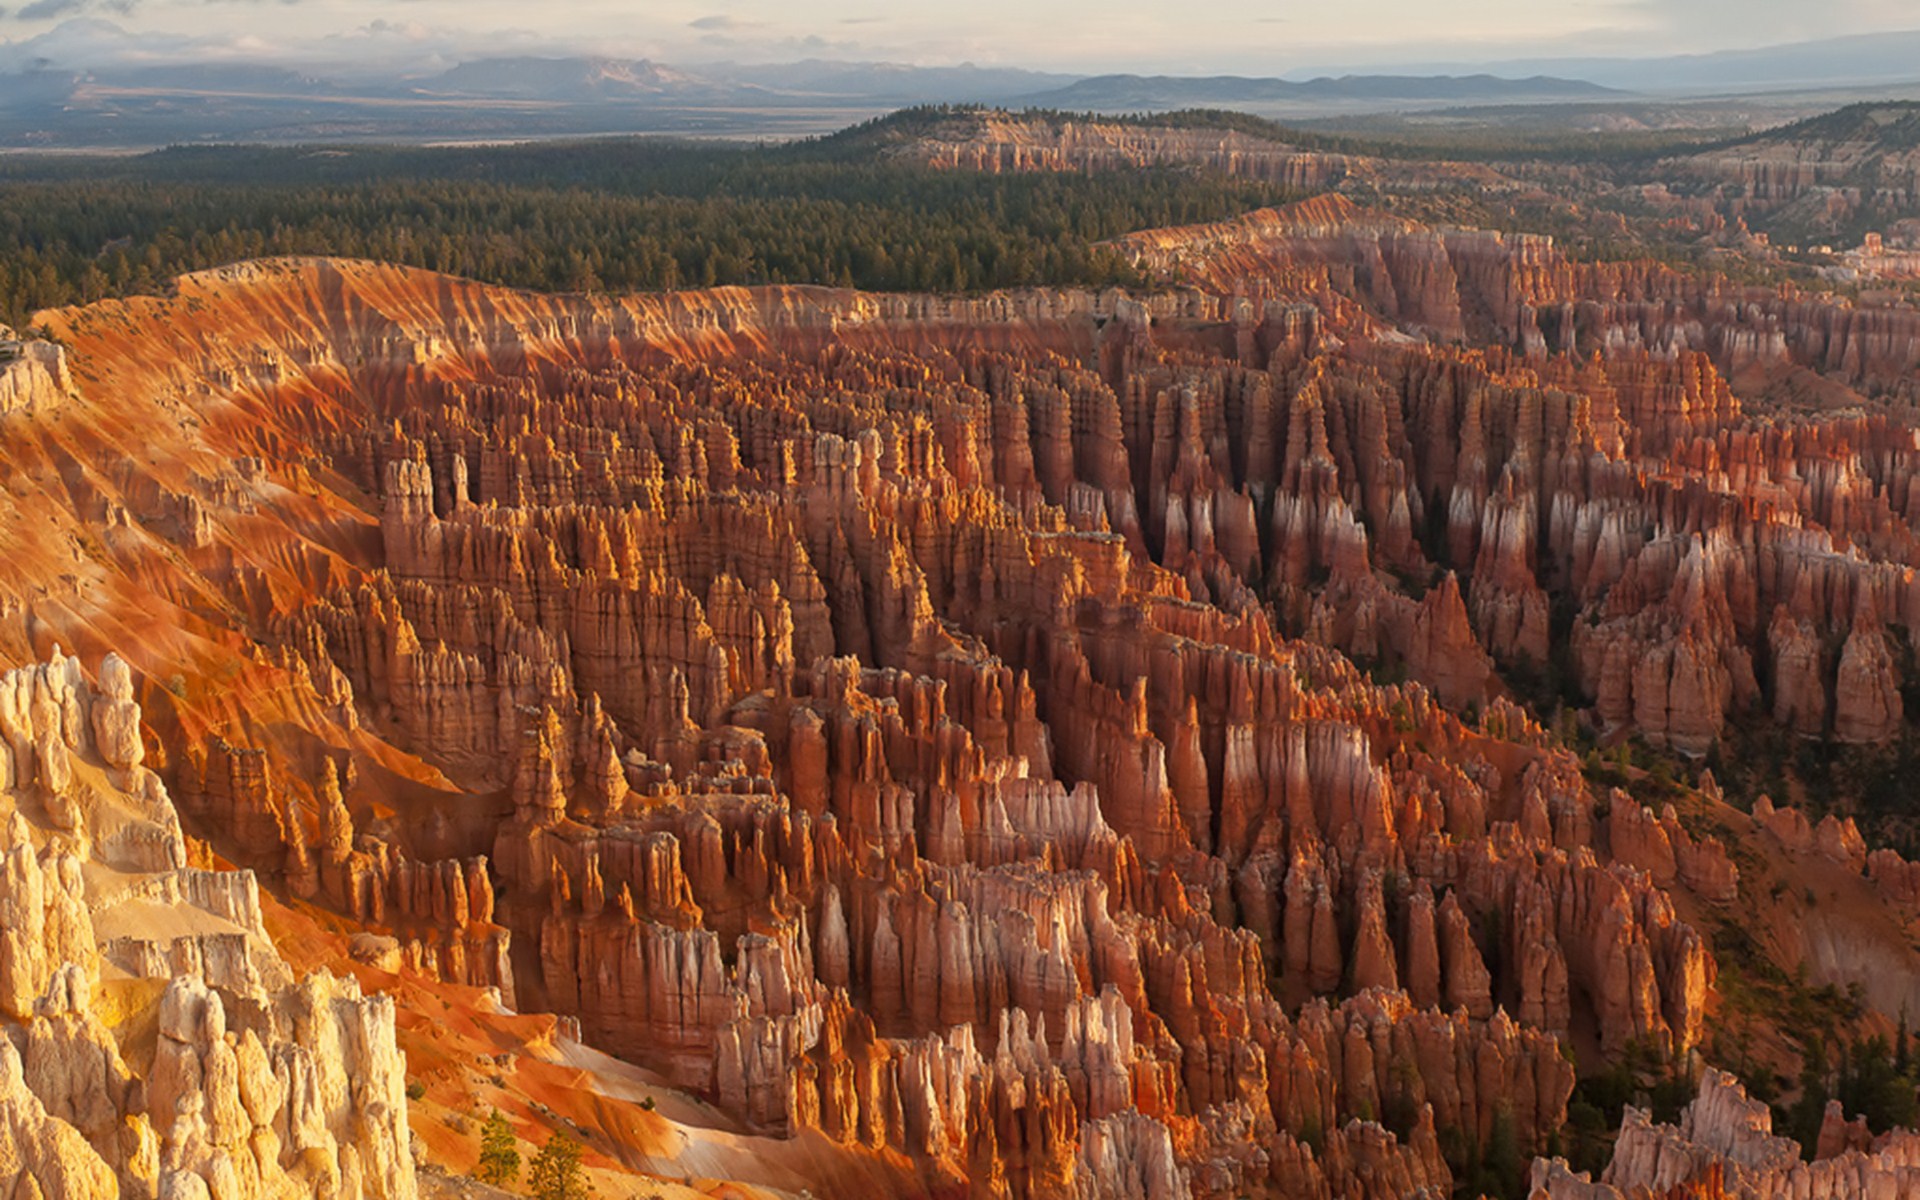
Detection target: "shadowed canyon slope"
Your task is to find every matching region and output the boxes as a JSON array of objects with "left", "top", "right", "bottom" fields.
[{"left": 7, "top": 186, "right": 1920, "bottom": 1198}]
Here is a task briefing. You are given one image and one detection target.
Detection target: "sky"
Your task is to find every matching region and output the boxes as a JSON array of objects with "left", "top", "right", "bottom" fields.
[{"left": 1, "top": 0, "right": 1919, "bottom": 75}]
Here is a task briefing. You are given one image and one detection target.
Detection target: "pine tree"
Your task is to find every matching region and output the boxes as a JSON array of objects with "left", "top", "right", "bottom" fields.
[
  {"left": 1480, "top": 1103, "right": 1522, "bottom": 1198},
  {"left": 475, "top": 1109, "right": 519, "bottom": 1186},
  {"left": 527, "top": 1130, "right": 591, "bottom": 1200}
]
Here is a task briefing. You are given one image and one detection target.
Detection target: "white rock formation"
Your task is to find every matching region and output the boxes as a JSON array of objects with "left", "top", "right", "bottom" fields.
[{"left": 0, "top": 653, "right": 418, "bottom": 1200}]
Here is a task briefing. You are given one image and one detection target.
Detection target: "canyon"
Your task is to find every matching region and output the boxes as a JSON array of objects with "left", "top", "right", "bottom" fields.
[{"left": 5, "top": 170, "right": 1920, "bottom": 1199}]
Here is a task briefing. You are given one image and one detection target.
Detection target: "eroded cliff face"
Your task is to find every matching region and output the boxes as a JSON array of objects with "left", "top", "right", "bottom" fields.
[
  {"left": 0, "top": 219, "right": 1914, "bottom": 1196},
  {"left": 880, "top": 109, "right": 1518, "bottom": 197}
]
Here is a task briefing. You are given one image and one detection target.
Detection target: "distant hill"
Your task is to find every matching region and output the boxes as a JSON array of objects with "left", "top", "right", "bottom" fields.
[
  {"left": 821, "top": 105, "right": 1521, "bottom": 197},
  {"left": 1715, "top": 100, "right": 1920, "bottom": 152},
  {"left": 1412, "top": 30, "right": 1920, "bottom": 94},
  {"left": 824, "top": 105, "right": 1344, "bottom": 151},
  {"left": 1013, "top": 73, "right": 1622, "bottom": 113},
  {"left": 1662, "top": 101, "right": 1920, "bottom": 241}
]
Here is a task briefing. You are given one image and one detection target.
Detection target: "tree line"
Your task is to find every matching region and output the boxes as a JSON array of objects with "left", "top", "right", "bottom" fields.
[{"left": 0, "top": 135, "right": 1304, "bottom": 326}]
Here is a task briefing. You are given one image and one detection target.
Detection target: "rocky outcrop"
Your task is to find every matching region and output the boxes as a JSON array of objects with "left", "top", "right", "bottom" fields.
[
  {"left": 1530, "top": 1069, "right": 1920, "bottom": 1199},
  {"left": 0, "top": 655, "right": 418, "bottom": 1200},
  {"left": 0, "top": 1035, "right": 120, "bottom": 1200},
  {"left": 149, "top": 971, "right": 413, "bottom": 1200},
  {"left": 0, "top": 333, "right": 75, "bottom": 417}
]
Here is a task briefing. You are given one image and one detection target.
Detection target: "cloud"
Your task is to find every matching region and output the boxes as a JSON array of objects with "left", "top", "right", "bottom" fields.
[
  {"left": 359, "top": 18, "right": 434, "bottom": 39},
  {"left": 16, "top": 0, "right": 89, "bottom": 18},
  {"left": 10, "top": 0, "right": 136, "bottom": 19},
  {"left": 2, "top": 0, "right": 1916, "bottom": 78},
  {"left": 1617, "top": 0, "right": 1904, "bottom": 43}
]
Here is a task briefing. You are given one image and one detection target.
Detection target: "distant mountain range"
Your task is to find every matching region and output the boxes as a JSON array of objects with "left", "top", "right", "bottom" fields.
[
  {"left": 0, "top": 54, "right": 1635, "bottom": 148},
  {"left": 1011, "top": 73, "right": 1621, "bottom": 112},
  {"left": 76, "top": 57, "right": 1616, "bottom": 111},
  {"left": 1393, "top": 30, "right": 1920, "bottom": 94},
  {"left": 6, "top": 26, "right": 1920, "bottom": 149},
  {"left": 406, "top": 60, "right": 1617, "bottom": 112}
]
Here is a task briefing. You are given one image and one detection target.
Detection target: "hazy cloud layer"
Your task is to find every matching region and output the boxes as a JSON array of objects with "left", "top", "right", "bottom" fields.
[
  {"left": 16, "top": 0, "right": 133, "bottom": 20},
  {"left": 1625, "top": 0, "right": 1915, "bottom": 42},
  {"left": 1, "top": 0, "right": 1918, "bottom": 76}
]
